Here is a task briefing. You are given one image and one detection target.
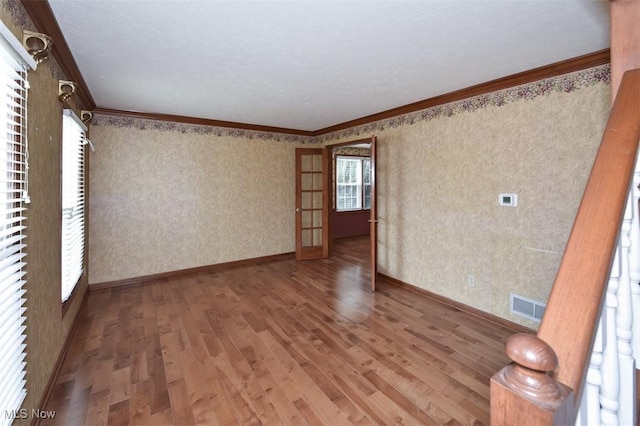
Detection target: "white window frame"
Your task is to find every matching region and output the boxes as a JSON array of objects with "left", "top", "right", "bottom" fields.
[
  {"left": 0, "top": 20, "right": 36, "bottom": 426},
  {"left": 336, "top": 155, "right": 371, "bottom": 212},
  {"left": 61, "top": 109, "right": 87, "bottom": 303}
]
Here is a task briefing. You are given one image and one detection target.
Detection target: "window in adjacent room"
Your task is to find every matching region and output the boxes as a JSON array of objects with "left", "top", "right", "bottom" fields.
[
  {"left": 336, "top": 156, "right": 371, "bottom": 211},
  {"left": 0, "top": 20, "right": 36, "bottom": 424},
  {"left": 61, "top": 109, "right": 87, "bottom": 303}
]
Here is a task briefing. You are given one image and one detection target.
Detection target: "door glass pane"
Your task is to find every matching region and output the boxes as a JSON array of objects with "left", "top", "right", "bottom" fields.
[
  {"left": 301, "top": 155, "right": 312, "bottom": 172},
  {"left": 312, "top": 173, "right": 322, "bottom": 190},
  {"left": 312, "top": 154, "right": 322, "bottom": 172},
  {"left": 302, "top": 229, "right": 312, "bottom": 246},
  {"left": 312, "top": 210, "right": 322, "bottom": 227},
  {"left": 313, "top": 229, "right": 322, "bottom": 246},
  {"left": 301, "top": 173, "right": 312, "bottom": 191},
  {"left": 302, "top": 211, "right": 311, "bottom": 228},
  {"left": 301, "top": 192, "right": 312, "bottom": 209},
  {"left": 312, "top": 192, "right": 322, "bottom": 208}
]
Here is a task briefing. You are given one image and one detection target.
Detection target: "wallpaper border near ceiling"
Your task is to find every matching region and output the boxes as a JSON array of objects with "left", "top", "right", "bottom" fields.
[
  {"left": 91, "top": 114, "right": 317, "bottom": 144},
  {"left": 317, "top": 64, "right": 611, "bottom": 143},
  {"left": 4, "top": 0, "right": 30, "bottom": 29},
  {"left": 93, "top": 64, "right": 611, "bottom": 145},
  {"left": 2, "top": 0, "right": 66, "bottom": 81}
]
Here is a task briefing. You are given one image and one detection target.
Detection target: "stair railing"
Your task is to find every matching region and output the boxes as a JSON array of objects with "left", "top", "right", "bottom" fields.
[{"left": 490, "top": 68, "right": 640, "bottom": 425}]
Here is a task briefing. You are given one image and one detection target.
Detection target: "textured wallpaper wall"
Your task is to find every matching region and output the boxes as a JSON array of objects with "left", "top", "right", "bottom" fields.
[
  {"left": 88, "top": 119, "right": 309, "bottom": 283},
  {"left": 90, "top": 66, "right": 609, "bottom": 329},
  {"left": 1, "top": 0, "right": 89, "bottom": 419},
  {"left": 324, "top": 66, "right": 610, "bottom": 328}
]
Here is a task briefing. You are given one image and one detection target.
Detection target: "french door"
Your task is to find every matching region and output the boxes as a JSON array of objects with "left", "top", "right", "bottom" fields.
[{"left": 295, "top": 148, "right": 329, "bottom": 260}]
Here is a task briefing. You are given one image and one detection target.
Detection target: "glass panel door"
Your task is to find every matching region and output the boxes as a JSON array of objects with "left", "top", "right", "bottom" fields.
[{"left": 296, "top": 148, "right": 328, "bottom": 260}]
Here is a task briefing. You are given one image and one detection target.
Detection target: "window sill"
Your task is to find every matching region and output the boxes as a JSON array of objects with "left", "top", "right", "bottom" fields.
[
  {"left": 61, "top": 281, "right": 80, "bottom": 319},
  {"left": 335, "top": 209, "right": 371, "bottom": 215}
]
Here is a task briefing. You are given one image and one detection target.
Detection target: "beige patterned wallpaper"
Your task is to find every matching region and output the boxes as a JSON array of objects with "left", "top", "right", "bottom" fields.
[
  {"left": 88, "top": 120, "right": 308, "bottom": 283},
  {"left": 90, "top": 65, "right": 609, "bottom": 330},
  {"left": 325, "top": 67, "right": 610, "bottom": 328},
  {"left": 1, "top": 0, "right": 89, "bottom": 420},
  {"left": 334, "top": 146, "right": 371, "bottom": 156}
]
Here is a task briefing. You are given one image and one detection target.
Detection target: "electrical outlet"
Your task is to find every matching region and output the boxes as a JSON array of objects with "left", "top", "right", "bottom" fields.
[{"left": 467, "top": 275, "right": 475, "bottom": 287}]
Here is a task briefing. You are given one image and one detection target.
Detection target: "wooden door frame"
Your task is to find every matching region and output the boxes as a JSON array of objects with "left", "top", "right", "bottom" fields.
[
  {"left": 325, "top": 136, "right": 378, "bottom": 290},
  {"left": 369, "top": 136, "right": 377, "bottom": 292}
]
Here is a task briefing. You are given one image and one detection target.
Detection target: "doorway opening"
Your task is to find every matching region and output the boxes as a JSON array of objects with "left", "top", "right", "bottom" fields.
[{"left": 327, "top": 136, "right": 377, "bottom": 291}]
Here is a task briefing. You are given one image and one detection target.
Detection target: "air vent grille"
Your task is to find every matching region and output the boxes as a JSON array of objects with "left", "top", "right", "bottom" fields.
[{"left": 510, "top": 293, "right": 546, "bottom": 322}]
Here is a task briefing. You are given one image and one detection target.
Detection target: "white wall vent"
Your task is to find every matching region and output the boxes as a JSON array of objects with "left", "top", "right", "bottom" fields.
[{"left": 510, "top": 293, "right": 546, "bottom": 323}]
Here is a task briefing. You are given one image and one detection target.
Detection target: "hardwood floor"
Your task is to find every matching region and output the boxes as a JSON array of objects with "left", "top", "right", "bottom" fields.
[{"left": 43, "top": 237, "right": 522, "bottom": 425}]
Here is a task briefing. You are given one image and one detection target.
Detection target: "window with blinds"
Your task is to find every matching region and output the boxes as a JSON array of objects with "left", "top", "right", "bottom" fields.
[
  {"left": 61, "top": 110, "right": 86, "bottom": 303},
  {"left": 0, "top": 21, "right": 36, "bottom": 425},
  {"left": 336, "top": 156, "right": 371, "bottom": 211}
]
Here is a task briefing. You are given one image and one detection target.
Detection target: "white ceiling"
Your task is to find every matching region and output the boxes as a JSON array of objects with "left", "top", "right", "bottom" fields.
[{"left": 47, "top": 0, "right": 610, "bottom": 132}]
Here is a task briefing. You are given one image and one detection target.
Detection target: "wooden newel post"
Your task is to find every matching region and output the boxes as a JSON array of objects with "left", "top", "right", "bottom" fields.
[{"left": 490, "top": 333, "right": 575, "bottom": 425}]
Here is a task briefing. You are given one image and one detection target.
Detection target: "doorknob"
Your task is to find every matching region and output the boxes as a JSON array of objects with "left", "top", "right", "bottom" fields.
[
  {"left": 368, "top": 219, "right": 378, "bottom": 223},
  {"left": 296, "top": 208, "right": 301, "bottom": 213}
]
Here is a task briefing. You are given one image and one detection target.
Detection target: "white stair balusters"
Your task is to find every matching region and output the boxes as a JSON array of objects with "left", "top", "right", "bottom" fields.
[
  {"left": 579, "top": 158, "right": 640, "bottom": 426},
  {"left": 630, "top": 168, "right": 640, "bottom": 366},
  {"left": 600, "top": 249, "right": 621, "bottom": 426},
  {"left": 577, "top": 317, "right": 604, "bottom": 426},
  {"left": 617, "top": 193, "right": 636, "bottom": 426}
]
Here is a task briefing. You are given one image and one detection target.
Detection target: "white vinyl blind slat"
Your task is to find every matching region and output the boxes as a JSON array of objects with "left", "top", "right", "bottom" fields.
[
  {"left": 61, "top": 110, "right": 86, "bottom": 302},
  {"left": 0, "top": 223, "right": 26, "bottom": 242},
  {"left": 0, "top": 345, "right": 26, "bottom": 408},
  {"left": 0, "top": 264, "right": 26, "bottom": 283},
  {"left": 0, "top": 240, "right": 25, "bottom": 259},
  {"left": 0, "top": 235, "right": 26, "bottom": 253},
  {"left": 0, "top": 361, "right": 26, "bottom": 410},
  {"left": 0, "top": 282, "right": 25, "bottom": 311},
  {"left": 0, "top": 340, "right": 26, "bottom": 400},
  {"left": 0, "top": 19, "right": 33, "bottom": 425},
  {"left": 0, "top": 298, "right": 26, "bottom": 338},
  {"left": 0, "top": 253, "right": 26, "bottom": 277},
  {"left": 0, "top": 145, "right": 27, "bottom": 154}
]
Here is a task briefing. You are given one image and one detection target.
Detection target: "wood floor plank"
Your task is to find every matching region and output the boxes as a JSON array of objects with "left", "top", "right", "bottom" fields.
[
  {"left": 130, "top": 351, "right": 148, "bottom": 384},
  {"left": 107, "top": 399, "right": 129, "bottom": 426},
  {"left": 293, "top": 397, "right": 326, "bottom": 425},
  {"left": 108, "top": 366, "right": 131, "bottom": 405},
  {"left": 210, "top": 347, "right": 279, "bottom": 424},
  {"left": 363, "top": 369, "right": 442, "bottom": 425},
  {"left": 129, "top": 381, "right": 151, "bottom": 425},
  {"left": 167, "top": 379, "right": 196, "bottom": 425},
  {"left": 328, "top": 365, "right": 396, "bottom": 425},
  {"left": 43, "top": 236, "right": 524, "bottom": 425},
  {"left": 85, "top": 389, "right": 110, "bottom": 426},
  {"left": 255, "top": 328, "right": 354, "bottom": 425}
]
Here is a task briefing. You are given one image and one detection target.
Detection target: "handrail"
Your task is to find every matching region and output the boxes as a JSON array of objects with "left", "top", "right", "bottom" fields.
[{"left": 491, "top": 67, "right": 640, "bottom": 424}]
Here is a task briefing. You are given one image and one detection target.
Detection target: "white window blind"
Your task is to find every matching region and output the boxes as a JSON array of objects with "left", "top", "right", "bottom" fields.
[
  {"left": 0, "top": 20, "right": 35, "bottom": 426},
  {"left": 61, "top": 110, "right": 86, "bottom": 303}
]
